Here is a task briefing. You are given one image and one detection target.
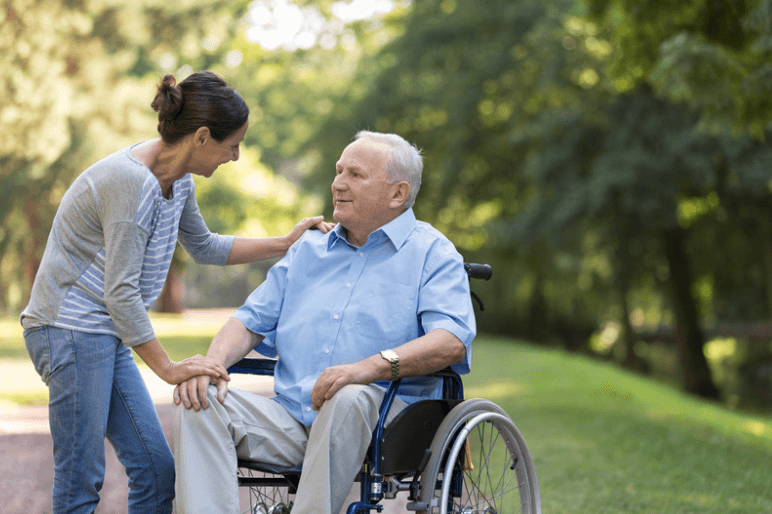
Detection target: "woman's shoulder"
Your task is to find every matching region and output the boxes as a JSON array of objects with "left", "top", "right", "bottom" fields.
[{"left": 83, "top": 145, "right": 155, "bottom": 195}]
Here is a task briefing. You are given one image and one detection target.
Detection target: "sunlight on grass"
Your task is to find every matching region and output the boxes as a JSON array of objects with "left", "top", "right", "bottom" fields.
[
  {"left": 0, "top": 391, "right": 48, "bottom": 406},
  {"left": 0, "top": 309, "right": 231, "bottom": 361},
  {"left": 466, "top": 336, "right": 772, "bottom": 513},
  {"left": 465, "top": 380, "right": 524, "bottom": 400},
  {"left": 148, "top": 309, "right": 232, "bottom": 338}
]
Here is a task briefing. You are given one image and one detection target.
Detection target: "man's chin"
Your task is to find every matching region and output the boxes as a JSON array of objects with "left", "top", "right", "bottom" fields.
[{"left": 332, "top": 207, "right": 348, "bottom": 223}]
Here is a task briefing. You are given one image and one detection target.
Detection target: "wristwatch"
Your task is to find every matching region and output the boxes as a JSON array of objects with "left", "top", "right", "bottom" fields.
[{"left": 380, "top": 350, "right": 400, "bottom": 381}]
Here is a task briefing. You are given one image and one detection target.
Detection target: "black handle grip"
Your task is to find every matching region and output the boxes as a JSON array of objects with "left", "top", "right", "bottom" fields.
[{"left": 464, "top": 263, "right": 492, "bottom": 281}]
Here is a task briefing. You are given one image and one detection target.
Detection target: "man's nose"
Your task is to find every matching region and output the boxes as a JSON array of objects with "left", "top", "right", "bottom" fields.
[{"left": 332, "top": 174, "right": 346, "bottom": 191}]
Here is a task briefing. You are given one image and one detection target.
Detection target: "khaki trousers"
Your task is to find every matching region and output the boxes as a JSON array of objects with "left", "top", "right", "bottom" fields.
[{"left": 173, "top": 384, "right": 408, "bottom": 514}]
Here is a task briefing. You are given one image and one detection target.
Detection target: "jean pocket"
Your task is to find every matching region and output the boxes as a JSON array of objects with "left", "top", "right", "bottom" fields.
[{"left": 24, "top": 327, "right": 52, "bottom": 384}]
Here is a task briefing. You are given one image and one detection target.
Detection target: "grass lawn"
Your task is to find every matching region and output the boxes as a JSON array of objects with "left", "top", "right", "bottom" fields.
[
  {"left": 0, "top": 311, "right": 224, "bottom": 361},
  {"left": 464, "top": 335, "right": 772, "bottom": 513},
  {"left": 2, "top": 314, "right": 772, "bottom": 512}
]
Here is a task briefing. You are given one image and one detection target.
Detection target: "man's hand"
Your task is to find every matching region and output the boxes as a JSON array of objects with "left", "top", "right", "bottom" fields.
[
  {"left": 174, "top": 374, "right": 229, "bottom": 411},
  {"left": 310, "top": 362, "right": 379, "bottom": 411}
]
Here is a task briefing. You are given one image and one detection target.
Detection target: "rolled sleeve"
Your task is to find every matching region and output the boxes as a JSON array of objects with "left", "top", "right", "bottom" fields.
[
  {"left": 418, "top": 241, "right": 476, "bottom": 374},
  {"left": 231, "top": 251, "right": 291, "bottom": 350}
]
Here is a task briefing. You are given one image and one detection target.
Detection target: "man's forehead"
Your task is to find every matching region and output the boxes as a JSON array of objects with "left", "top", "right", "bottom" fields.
[{"left": 340, "top": 139, "right": 390, "bottom": 164}]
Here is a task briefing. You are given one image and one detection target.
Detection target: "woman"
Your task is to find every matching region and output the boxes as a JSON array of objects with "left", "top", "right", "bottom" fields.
[{"left": 20, "top": 71, "right": 331, "bottom": 514}]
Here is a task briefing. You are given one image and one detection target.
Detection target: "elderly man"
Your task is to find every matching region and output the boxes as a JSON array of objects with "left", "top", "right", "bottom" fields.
[{"left": 172, "top": 131, "right": 476, "bottom": 514}]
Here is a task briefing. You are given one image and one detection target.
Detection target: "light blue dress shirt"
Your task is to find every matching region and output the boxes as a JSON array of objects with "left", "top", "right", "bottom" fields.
[{"left": 232, "top": 208, "right": 476, "bottom": 426}]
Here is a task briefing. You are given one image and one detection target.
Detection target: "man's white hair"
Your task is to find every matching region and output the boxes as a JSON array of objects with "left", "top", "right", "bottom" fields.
[{"left": 354, "top": 130, "right": 423, "bottom": 209}]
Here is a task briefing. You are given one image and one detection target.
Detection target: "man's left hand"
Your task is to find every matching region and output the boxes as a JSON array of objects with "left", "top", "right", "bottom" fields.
[{"left": 310, "top": 362, "right": 376, "bottom": 411}]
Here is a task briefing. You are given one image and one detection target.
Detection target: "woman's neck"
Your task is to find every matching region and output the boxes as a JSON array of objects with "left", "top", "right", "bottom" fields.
[{"left": 131, "top": 138, "right": 191, "bottom": 198}]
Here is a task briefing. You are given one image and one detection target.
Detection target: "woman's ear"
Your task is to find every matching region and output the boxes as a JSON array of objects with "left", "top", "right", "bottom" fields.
[{"left": 194, "top": 126, "right": 211, "bottom": 147}]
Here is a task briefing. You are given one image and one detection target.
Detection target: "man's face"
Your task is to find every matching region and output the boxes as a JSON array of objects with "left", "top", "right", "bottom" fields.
[{"left": 332, "top": 139, "right": 397, "bottom": 241}]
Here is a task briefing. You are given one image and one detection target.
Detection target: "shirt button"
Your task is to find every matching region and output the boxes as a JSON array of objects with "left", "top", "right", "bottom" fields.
[
  {"left": 346, "top": 283, "right": 351, "bottom": 288},
  {"left": 333, "top": 314, "right": 339, "bottom": 320},
  {"left": 324, "top": 349, "right": 330, "bottom": 354},
  {"left": 359, "top": 252, "right": 364, "bottom": 257},
  {"left": 306, "top": 407, "right": 312, "bottom": 411}
]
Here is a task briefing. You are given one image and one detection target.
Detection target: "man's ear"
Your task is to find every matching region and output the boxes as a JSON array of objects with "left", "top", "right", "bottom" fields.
[
  {"left": 390, "top": 181, "right": 410, "bottom": 208},
  {"left": 194, "top": 127, "right": 211, "bottom": 147}
]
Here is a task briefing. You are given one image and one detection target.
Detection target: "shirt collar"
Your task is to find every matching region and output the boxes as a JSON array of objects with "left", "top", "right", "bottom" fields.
[{"left": 328, "top": 208, "right": 417, "bottom": 251}]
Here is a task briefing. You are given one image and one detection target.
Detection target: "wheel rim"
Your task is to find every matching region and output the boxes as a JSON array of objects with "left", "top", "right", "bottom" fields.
[{"left": 439, "top": 412, "right": 532, "bottom": 514}]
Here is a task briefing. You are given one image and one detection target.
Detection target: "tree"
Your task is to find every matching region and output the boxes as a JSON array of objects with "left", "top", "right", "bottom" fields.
[
  {"left": 585, "top": 0, "right": 772, "bottom": 136},
  {"left": 0, "top": 0, "right": 250, "bottom": 312}
]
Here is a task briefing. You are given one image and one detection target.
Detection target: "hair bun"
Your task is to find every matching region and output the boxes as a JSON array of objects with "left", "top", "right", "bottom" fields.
[{"left": 151, "top": 74, "right": 183, "bottom": 121}]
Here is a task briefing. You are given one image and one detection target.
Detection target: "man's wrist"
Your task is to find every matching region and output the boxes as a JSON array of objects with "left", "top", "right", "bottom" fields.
[{"left": 380, "top": 350, "right": 399, "bottom": 381}]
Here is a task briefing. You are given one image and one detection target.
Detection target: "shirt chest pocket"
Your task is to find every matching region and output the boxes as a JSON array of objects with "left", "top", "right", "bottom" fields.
[{"left": 352, "top": 282, "right": 418, "bottom": 344}]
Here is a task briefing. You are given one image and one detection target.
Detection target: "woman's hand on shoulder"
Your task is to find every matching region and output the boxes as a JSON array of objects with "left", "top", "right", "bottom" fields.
[{"left": 285, "top": 215, "right": 335, "bottom": 247}]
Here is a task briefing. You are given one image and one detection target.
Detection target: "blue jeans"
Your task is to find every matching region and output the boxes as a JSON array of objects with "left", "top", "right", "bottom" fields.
[{"left": 24, "top": 326, "right": 174, "bottom": 514}]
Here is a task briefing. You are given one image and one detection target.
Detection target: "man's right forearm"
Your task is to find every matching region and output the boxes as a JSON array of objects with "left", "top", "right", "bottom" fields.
[{"left": 207, "top": 318, "right": 263, "bottom": 368}]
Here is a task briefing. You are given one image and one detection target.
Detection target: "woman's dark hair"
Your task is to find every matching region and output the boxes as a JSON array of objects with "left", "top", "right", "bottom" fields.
[{"left": 151, "top": 71, "right": 249, "bottom": 145}]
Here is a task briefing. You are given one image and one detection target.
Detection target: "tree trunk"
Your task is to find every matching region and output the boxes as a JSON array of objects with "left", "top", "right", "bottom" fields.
[
  {"left": 159, "top": 259, "right": 185, "bottom": 314},
  {"left": 618, "top": 281, "right": 644, "bottom": 371},
  {"left": 614, "top": 235, "right": 645, "bottom": 371},
  {"left": 759, "top": 212, "right": 772, "bottom": 319},
  {"left": 663, "top": 227, "right": 720, "bottom": 399}
]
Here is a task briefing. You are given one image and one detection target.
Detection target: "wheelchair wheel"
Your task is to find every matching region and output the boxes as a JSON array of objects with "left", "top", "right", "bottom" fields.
[
  {"left": 238, "top": 468, "right": 295, "bottom": 514},
  {"left": 417, "top": 398, "right": 541, "bottom": 514}
]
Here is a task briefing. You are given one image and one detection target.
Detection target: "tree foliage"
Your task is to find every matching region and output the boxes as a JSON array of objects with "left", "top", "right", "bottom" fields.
[
  {"left": 300, "top": 0, "right": 772, "bottom": 400},
  {"left": 586, "top": 0, "right": 772, "bottom": 136}
]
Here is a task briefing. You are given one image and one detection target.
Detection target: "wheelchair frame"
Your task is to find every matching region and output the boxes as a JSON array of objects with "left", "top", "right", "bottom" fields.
[{"left": 228, "top": 263, "right": 542, "bottom": 514}]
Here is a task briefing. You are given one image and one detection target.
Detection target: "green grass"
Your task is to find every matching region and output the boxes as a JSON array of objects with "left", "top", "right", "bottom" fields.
[
  {"left": 464, "top": 335, "right": 772, "bottom": 513},
  {"left": 0, "top": 312, "right": 222, "bottom": 361},
  {"left": 0, "top": 316, "right": 27, "bottom": 359}
]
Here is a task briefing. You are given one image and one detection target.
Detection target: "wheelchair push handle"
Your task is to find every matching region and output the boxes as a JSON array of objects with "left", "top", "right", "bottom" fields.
[{"left": 464, "top": 263, "right": 492, "bottom": 281}]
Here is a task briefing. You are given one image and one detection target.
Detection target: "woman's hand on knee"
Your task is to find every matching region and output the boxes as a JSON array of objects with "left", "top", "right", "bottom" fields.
[
  {"left": 167, "top": 355, "right": 230, "bottom": 385},
  {"left": 174, "top": 375, "right": 229, "bottom": 411}
]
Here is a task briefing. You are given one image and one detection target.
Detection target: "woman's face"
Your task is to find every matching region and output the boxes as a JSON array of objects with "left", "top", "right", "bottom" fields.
[{"left": 193, "top": 121, "right": 248, "bottom": 177}]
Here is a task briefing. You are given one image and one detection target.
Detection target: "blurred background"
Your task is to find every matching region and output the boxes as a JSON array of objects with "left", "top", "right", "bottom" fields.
[{"left": 3, "top": 0, "right": 772, "bottom": 412}]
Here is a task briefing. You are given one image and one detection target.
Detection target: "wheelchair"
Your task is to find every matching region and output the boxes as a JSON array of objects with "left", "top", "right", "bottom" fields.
[{"left": 228, "top": 263, "right": 542, "bottom": 514}]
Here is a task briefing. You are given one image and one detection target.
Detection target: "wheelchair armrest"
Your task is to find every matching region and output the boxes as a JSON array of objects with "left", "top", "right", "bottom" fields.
[{"left": 228, "top": 357, "right": 277, "bottom": 376}]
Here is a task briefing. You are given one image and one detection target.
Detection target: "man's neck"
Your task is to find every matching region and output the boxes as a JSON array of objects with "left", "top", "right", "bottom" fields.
[{"left": 341, "top": 227, "right": 369, "bottom": 247}]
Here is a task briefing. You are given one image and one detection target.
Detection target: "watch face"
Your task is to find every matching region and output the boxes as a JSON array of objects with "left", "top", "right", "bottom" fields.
[{"left": 382, "top": 350, "right": 398, "bottom": 362}]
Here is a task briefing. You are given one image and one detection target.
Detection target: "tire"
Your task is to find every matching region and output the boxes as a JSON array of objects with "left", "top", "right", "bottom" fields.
[
  {"left": 417, "top": 399, "right": 541, "bottom": 514},
  {"left": 238, "top": 468, "right": 295, "bottom": 514}
]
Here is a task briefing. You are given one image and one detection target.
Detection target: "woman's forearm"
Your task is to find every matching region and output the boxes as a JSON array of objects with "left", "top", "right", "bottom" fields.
[
  {"left": 133, "top": 337, "right": 231, "bottom": 385},
  {"left": 132, "top": 338, "right": 175, "bottom": 382},
  {"left": 226, "top": 216, "right": 332, "bottom": 265},
  {"left": 226, "top": 236, "right": 290, "bottom": 265}
]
